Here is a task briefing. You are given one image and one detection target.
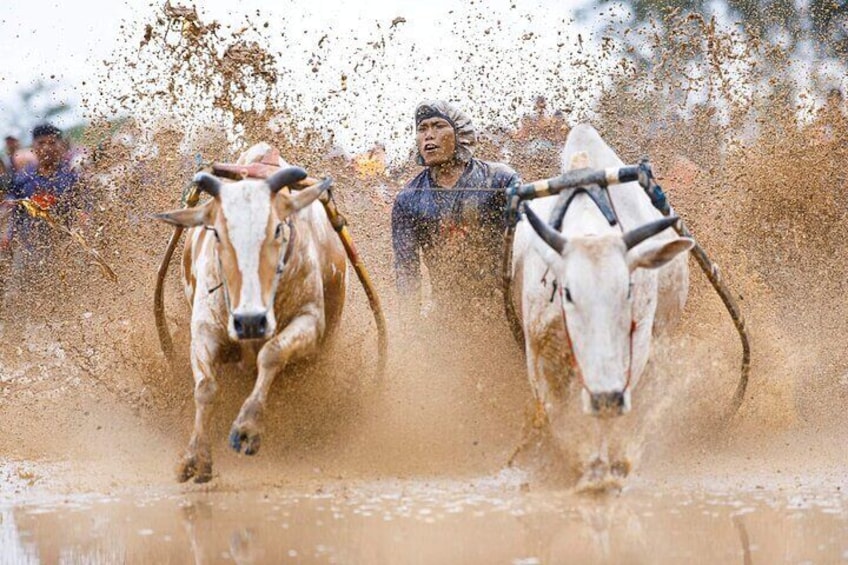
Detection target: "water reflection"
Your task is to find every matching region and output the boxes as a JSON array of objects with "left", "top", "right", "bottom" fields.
[{"left": 1, "top": 483, "right": 847, "bottom": 563}]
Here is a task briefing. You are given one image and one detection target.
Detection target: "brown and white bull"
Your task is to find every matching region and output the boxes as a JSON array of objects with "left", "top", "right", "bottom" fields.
[
  {"left": 511, "top": 124, "right": 693, "bottom": 488},
  {"left": 155, "top": 144, "right": 346, "bottom": 483}
]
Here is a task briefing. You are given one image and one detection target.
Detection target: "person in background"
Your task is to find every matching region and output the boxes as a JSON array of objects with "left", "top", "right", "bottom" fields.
[
  {"left": 3, "top": 136, "right": 20, "bottom": 178},
  {"left": 391, "top": 100, "right": 520, "bottom": 324},
  {"left": 2, "top": 124, "right": 89, "bottom": 255},
  {"left": 3, "top": 135, "right": 37, "bottom": 177}
]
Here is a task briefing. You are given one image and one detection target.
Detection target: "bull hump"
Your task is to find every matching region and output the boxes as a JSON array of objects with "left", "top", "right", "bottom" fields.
[{"left": 569, "top": 151, "right": 590, "bottom": 170}]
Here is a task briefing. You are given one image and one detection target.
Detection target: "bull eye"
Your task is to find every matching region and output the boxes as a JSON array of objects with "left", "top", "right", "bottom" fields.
[
  {"left": 564, "top": 287, "right": 573, "bottom": 303},
  {"left": 274, "top": 222, "right": 284, "bottom": 240},
  {"left": 627, "top": 282, "right": 633, "bottom": 300}
]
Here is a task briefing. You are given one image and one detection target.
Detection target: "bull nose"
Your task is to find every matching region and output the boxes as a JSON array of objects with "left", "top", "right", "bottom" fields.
[
  {"left": 589, "top": 391, "right": 625, "bottom": 417},
  {"left": 233, "top": 313, "right": 268, "bottom": 340}
]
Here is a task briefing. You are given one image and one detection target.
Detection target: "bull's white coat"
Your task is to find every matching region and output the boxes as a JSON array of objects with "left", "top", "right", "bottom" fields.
[{"left": 510, "top": 124, "right": 692, "bottom": 486}]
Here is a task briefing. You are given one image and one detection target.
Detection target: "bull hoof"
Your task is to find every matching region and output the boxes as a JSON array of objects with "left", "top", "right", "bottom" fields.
[
  {"left": 229, "top": 427, "right": 261, "bottom": 456},
  {"left": 177, "top": 453, "right": 213, "bottom": 483},
  {"left": 574, "top": 458, "right": 622, "bottom": 495}
]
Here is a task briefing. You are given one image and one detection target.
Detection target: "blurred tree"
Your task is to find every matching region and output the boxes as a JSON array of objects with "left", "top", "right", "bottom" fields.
[
  {"left": 810, "top": 0, "right": 848, "bottom": 57},
  {"left": 1, "top": 80, "right": 84, "bottom": 147},
  {"left": 584, "top": 0, "right": 847, "bottom": 60}
]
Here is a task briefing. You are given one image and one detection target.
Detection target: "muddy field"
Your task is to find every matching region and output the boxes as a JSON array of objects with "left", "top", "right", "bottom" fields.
[{"left": 2, "top": 2, "right": 848, "bottom": 563}]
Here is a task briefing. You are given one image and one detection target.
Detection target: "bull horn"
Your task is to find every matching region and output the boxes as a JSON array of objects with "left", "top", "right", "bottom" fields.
[
  {"left": 193, "top": 172, "right": 222, "bottom": 198},
  {"left": 290, "top": 177, "right": 333, "bottom": 211},
  {"left": 524, "top": 204, "right": 566, "bottom": 254},
  {"left": 268, "top": 166, "right": 308, "bottom": 194},
  {"left": 622, "top": 216, "right": 679, "bottom": 250}
]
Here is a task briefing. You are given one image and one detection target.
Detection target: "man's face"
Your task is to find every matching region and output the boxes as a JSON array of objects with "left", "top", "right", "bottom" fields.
[
  {"left": 33, "top": 134, "right": 63, "bottom": 167},
  {"left": 416, "top": 117, "right": 456, "bottom": 167}
]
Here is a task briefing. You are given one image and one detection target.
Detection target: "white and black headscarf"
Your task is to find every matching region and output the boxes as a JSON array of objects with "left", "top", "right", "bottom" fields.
[{"left": 414, "top": 100, "right": 477, "bottom": 165}]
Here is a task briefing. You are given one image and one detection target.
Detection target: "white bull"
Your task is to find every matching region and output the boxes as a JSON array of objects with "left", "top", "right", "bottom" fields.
[
  {"left": 155, "top": 144, "right": 347, "bottom": 483},
  {"left": 511, "top": 124, "right": 693, "bottom": 487}
]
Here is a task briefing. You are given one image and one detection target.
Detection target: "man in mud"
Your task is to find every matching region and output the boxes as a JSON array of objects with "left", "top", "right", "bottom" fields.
[
  {"left": 392, "top": 100, "right": 520, "bottom": 326},
  {"left": 1, "top": 124, "right": 89, "bottom": 260}
]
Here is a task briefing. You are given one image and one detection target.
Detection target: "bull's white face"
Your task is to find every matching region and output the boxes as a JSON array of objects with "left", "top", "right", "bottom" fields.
[
  {"left": 155, "top": 167, "right": 329, "bottom": 341},
  {"left": 526, "top": 207, "right": 693, "bottom": 417},
  {"left": 543, "top": 236, "right": 635, "bottom": 416},
  {"left": 211, "top": 180, "right": 290, "bottom": 340}
]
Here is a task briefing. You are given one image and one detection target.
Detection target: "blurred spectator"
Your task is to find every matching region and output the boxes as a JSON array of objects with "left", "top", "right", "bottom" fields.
[
  {"left": 352, "top": 141, "right": 387, "bottom": 178},
  {"left": 2, "top": 123, "right": 90, "bottom": 256},
  {"left": 2, "top": 136, "right": 20, "bottom": 176},
  {"left": 4, "top": 135, "right": 37, "bottom": 174},
  {"left": 514, "top": 96, "right": 567, "bottom": 146}
]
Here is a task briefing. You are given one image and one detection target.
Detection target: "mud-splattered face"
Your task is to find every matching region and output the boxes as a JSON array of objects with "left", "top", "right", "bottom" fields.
[{"left": 416, "top": 117, "right": 456, "bottom": 167}]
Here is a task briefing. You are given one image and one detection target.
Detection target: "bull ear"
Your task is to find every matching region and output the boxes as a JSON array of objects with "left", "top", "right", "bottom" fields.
[
  {"left": 524, "top": 203, "right": 566, "bottom": 254},
  {"left": 268, "top": 166, "right": 308, "bottom": 194},
  {"left": 627, "top": 237, "right": 693, "bottom": 272},
  {"left": 153, "top": 199, "right": 214, "bottom": 228},
  {"left": 289, "top": 177, "right": 332, "bottom": 211}
]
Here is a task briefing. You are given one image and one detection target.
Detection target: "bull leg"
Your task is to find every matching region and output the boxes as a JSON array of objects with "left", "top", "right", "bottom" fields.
[
  {"left": 179, "top": 338, "right": 221, "bottom": 483},
  {"left": 229, "top": 313, "right": 320, "bottom": 455}
]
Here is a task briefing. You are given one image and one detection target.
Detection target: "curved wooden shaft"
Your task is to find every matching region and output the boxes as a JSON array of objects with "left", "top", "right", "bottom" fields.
[
  {"left": 673, "top": 217, "right": 750, "bottom": 415},
  {"left": 316, "top": 188, "right": 388, "bottom": 377},
  {"left": 155, "top": 186, "right": 200, "bottom": 371},
  {"left": 502, "top": 226, "right": 525, "bottom": 351},
  {"left": 154, "top": 225, "right": 183, "bottom": 370}
]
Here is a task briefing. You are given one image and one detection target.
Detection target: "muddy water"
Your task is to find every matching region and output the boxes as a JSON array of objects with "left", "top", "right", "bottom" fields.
[{"left": 1, "top": 474, "right": 847, "bottom": 564}]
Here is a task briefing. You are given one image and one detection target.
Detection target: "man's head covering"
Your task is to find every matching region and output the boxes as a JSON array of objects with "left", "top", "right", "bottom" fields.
[
  {"left": 32, "top": 123, "right": 62, "bottom": 140},
  {"left": 414, "top": 100, "right": 476, "bottom": 165}
]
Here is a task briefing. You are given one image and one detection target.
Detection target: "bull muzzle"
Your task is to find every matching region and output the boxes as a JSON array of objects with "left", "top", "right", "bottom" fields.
[
  {"left": 585, "top": 390, "right": 629, "bottom": 418},
  {"left": 232, "top": 312, "right": 269, "bottom": 340}
]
